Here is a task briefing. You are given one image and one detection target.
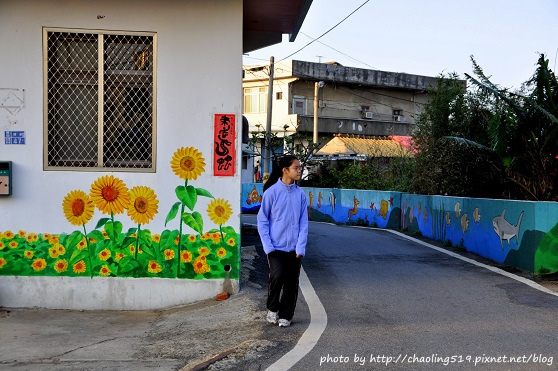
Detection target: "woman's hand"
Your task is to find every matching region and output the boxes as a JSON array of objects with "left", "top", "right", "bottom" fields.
[{"left": 296, "top": 254, "right": 303, "bottom": 259}]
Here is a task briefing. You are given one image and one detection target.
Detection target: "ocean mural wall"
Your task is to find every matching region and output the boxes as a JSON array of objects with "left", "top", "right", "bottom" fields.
[
  {"left": 241, "top": 183, "right": 558, "bottom": 275},
  {"left": 0, "top": 148, "right": 239, "bottom": 281}
]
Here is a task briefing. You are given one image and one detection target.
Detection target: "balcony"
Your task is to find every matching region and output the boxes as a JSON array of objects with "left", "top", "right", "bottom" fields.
[{"left": 296, "top": 115, "right": 414, "bottom": 136}]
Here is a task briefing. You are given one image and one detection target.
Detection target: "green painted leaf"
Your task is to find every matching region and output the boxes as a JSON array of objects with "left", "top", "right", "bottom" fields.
[
  {"left": 165, "top": 202, "right": 181, "bottom": 227},
  {"left": 221, "top": 226, "right": 238, "bottom": 236},
  {"left": 182, "top": 212, "right": 202, "bottom": 234},
  {"left": 64, "top": 231, "right": 84, "bottom": 249},
  {"left": 95, "top": 218, "right": 110, "bottom": 230},
  {"left": 69, "top": 250, "right": 90, "bottom": 265},
  {"left": 87, "top": 230, "right": 105, "bottom": 242},
  {"left": 185, "top": 185, "right": 198, "bottom": 211},
  {"left": 196, "top": 188, "right": 214, "bottom": 199},
  {"left": 192, "top": 212, "right": 204, "bottom": 235},
  {"left": 140, "top": 245, "right": 157, "bottom": 260}
]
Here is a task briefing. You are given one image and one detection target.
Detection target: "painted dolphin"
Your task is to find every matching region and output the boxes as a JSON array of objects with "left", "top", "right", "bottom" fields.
[
  {"left": 329, "top": 192, "right": 336, "bottom": 214},
  {"left": 492, "top": 209, "right": 524, "bottom": 249}
]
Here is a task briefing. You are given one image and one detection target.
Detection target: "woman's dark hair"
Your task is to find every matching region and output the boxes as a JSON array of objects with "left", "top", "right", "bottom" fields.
[{"left": 263, "top": 155, "right": 299, "bottom": 192}]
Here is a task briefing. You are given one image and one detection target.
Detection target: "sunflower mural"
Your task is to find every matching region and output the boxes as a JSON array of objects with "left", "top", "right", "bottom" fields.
[{"left": 0, "top": 147, "right": 239, "bottom": 280}]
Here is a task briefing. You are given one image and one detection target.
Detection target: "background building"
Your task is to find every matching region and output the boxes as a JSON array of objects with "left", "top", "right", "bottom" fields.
[{"left": 243, "top": 59, "right": 438, "bottom": 176}]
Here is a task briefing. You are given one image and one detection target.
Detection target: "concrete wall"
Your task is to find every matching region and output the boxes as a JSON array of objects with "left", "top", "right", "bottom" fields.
[
  {"left": 0, "top": 0, "right": 242, "bottom": 234},
  {"left": 242, "top": 183, "right": 558, "bottom": 275},
  {"left": 0, "top": 0, "right": 243, "bottom": 309}
]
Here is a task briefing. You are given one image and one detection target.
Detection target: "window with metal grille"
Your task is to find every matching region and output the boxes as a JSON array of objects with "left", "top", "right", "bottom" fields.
[{"left": 44, "top": 28, "right": 156, "bottom": 171}]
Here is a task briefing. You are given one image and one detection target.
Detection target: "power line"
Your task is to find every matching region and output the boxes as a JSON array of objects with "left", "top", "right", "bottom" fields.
[
  {"left": 278, "top": 0, "right": 371, "bottom": 62},
  {"left": 299, "top": 31, "right": 377, "bottom": 70}
]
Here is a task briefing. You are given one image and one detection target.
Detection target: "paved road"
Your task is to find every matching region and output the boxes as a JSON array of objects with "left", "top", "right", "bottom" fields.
[{"left": 244, "top": 216, "right": 558, "bottom": 371}]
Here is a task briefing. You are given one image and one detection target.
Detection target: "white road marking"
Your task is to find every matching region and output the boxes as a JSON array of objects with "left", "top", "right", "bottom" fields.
[
  {"left": 379, "top": 228, "right": 558, "bottom": 297},
  {"left": 265, "top": 267, "right": 327, "bottom": 371}
]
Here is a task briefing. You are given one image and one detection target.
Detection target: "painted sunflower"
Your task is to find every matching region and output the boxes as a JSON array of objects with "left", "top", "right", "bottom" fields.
[
  {"left": 0, "top": 257, "right": 7, "bottom": 268},
  {"left": 24, "top": 250, "right": 34, "bottom": 259},
  {"left": 99, "top": 248, "right": 111, "bottom": 261},
  {"left": 164, "top": 249, "right": 175, "bottom": 260},
  {"left": 54, "top": 259, "right": 68, "bottom": 273},
  {"left": 217, "top": 247, "right": 227, "bottom": 259},
  {"left": 193, "top": 257, "right": 210, "bottom": 275},
  {"left": 32, "top": 258, "right": 47, "bottom": 271},
  {"left": 147, "top": 260, "right": 162, "bottom": 274},
  {"left": 180, "top": 250, "right": 192, "bottom": 263},
  {"left": 170, "top": 147, "right": 205, "bottom": 180},
  {"left": 62, "top": 190, "right": 95, "bottom": 226},
  {"left": 127, "top": 186, "right": 159, "bottom": 225},
  {"left": 73, "top": 260, "right": 87, "bottom": 274},
  {"left": 99, "top": 265, "right": 111, "bottom": 277},
  {"left": 90, "top": 175, "right": 130, "bottom": 215},
  {"left": 206, "top": 198, "right": 233, "bottom": 225}
]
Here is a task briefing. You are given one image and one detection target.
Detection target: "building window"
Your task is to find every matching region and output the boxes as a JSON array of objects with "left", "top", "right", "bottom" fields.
[
  {"left": 292, "top": 97, "right": 305, "bottom": 115},
  {"left": 276, "top": 92, "right": 283, "bottom": 100},
  {"left": 44, "top": 28, "right": 156, "bottom": 170},
  {"left": 243, "top": 87, "right": 267, "bottom": 113}
]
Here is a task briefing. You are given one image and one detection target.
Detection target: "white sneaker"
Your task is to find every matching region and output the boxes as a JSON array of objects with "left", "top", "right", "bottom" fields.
[
  {"left": 278, "top": 319, "right": 291, "bottom": 327},
  {"left": 266, "top": 311, "right": 278, "bottom": 324}
]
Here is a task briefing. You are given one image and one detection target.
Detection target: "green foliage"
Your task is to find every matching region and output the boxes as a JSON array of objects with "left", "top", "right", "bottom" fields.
[
  {"left": 305, "top": 156, "right": 415, "bottom": 192},
  {"left": 465, "top": 54, "right": 558, "bottom": 201},
  {"left": 411, "top": 72, "right": 508, "bottom": 198}
]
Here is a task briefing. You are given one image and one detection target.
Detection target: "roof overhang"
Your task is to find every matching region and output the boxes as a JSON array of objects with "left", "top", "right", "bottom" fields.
[{"left": 243, "top": 0, "right": 313, "bottom": 53}]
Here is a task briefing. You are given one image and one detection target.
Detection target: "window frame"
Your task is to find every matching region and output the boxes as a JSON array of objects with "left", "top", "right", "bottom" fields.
[{"left": 43, "top": 27, "right": 157, "bottom": 172}]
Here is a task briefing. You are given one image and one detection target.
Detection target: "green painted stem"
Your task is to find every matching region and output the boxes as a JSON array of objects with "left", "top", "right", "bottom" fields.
[
  {"left": 135, "top": 223, "right": 141, "bottom": 260},
  {"left": 83, "top": 224, "right": 93, "bottom": 278},
  {"left": 176, "top": 179, "right": 188, "bottom": 277}
]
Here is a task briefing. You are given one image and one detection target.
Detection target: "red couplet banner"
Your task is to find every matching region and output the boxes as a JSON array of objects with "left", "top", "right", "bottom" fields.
[{"left": 213, "top": 114, "right": 236, "bottom": 176}]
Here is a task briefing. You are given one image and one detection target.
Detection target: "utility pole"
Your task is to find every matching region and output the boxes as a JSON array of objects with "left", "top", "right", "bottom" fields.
[
  {"left": 263, "top": 56, "right": 274, "bottom": 182},
  {"left": 313, "top": 81, "right": 324, "bottom": 144}
]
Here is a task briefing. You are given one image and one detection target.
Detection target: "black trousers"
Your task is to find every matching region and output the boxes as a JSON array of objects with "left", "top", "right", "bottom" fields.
[{"left": 267, "top": 250, "right": 302, "bottom": 321}]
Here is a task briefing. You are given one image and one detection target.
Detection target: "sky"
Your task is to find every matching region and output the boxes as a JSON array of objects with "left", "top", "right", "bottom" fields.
[{"left": 243, "top": 0, "right": 558, "bottom": 90}]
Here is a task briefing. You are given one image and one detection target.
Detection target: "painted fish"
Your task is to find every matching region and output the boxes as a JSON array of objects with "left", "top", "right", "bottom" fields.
[
  {"left": 379, "top": 200, "right": 389, "bottom": 220},
  {"left": 492, "top": 210, "right": 524, "bottom": 249},
  {"left": 308, "top": 192, "right": 313, "bottom": 208},
  {"left": 246, "top": 186, "right": 262, "bottom": 205},
  {"left": 317, "top": 192, "right": 323, "bottom": 209},
  {"left": 473, "top": 207, "right": 481, "bottom": 222},
  {"left": 409, "top": 205, "right": 414, "bottom": 224},
  {"left": 461, "top": 214, "right": 469, "bottom": 233},
  {"left": 423, "top": 209, "right": 427, "bottom": 223},
  {"left": 445, "top": 211, "right": 451, "bottom": 226},
  {"left": 455, "top": 202, "right": 461, "bottom": 218},
  {"left": 418, "top": 202, "right": 422, "bottom": 217}
]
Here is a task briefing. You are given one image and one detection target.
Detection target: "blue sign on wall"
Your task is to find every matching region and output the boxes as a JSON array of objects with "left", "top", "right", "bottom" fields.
[{"left": 4, "top": 131, "right": 25, "bottom": 145}]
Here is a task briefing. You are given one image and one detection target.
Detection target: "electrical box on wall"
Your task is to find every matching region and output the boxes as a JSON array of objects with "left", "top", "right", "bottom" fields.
[{"left": 0, "top": 161, "right": 12, "bottom": 196}]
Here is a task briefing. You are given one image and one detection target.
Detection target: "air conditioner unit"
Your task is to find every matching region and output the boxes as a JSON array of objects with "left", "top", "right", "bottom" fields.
[{"left": 363, "top": 111, "right": 373, "bottom": 119}]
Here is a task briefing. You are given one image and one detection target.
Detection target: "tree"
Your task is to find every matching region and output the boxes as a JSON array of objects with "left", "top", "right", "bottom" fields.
[
  {"left": 247, "top": 123, "right": 321, "bottom": 181},
  {"left": 411, "top": 73, "right": 506, "bottom": 198},
  {"left": 465, "top": 54, "right": 558, "bottom": 201}
]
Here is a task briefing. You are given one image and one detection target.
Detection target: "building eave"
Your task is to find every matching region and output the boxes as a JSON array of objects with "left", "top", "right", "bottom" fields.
[{"left": 243, "top": 0, "right": 313, "bottom": 53}]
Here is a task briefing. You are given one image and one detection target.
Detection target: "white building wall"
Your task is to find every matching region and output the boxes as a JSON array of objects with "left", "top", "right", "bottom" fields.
[{"left": 0, "top": 0, "right": 242, "bottom": 235}]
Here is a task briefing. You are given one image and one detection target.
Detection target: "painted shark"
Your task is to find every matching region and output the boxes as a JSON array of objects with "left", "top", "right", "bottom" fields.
[{"left": 492, "top": 209, "right": 524, "bottom": 249}]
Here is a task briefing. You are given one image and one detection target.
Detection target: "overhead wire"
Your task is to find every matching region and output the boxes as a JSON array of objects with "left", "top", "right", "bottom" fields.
[
  {"left": 277, "top": 0, "right": 371, "bottom": 63},
  {"left": 299, "top": 31, "right": 377, "bottom": 70}
]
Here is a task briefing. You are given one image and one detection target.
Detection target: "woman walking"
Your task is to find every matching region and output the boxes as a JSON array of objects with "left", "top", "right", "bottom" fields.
[{"left": 257, "top": 155, "right": 308, "bottom": 327}]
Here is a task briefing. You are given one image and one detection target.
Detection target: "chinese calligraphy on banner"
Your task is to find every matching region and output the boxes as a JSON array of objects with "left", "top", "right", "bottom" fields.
[{"left": 213, "top": 114, "right": 236, "bottom": 176}]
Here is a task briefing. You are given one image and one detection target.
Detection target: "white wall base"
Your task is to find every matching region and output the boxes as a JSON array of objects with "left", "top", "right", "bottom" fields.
[{"left": 0, "top": 276, "right": 239, "bottom": 310}]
